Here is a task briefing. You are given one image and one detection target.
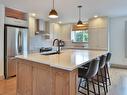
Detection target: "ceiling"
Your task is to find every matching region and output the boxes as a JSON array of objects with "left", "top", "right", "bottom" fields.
[{"left": 0, "top": 0, "right": 127, "bottom": 23}]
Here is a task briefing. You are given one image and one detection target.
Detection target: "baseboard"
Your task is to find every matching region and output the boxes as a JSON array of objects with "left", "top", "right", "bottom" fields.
[
  {"left": 0, "top": 75, "right": 4, "bottom": 80},
  {"left": 111, "top": 64, "right": 127, "bottom": 69}
]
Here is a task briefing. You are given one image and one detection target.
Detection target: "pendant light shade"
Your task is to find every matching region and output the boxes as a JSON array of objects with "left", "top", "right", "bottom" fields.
[
  {"left": 77, "top": 6, "right": 84, "bottom": 26},
  {"left": 77, "top": 20, "right": 83, "bottom": 26},
  {"left": 49, "top": 0, "right": 58, "bottom": 18},
  {"left": 49, "top": 9, "right": 58, "bottom": 18}
]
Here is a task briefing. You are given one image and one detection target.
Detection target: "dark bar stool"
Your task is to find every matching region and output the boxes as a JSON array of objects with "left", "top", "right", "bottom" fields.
[
  {"left": 105, "top": 52, "right": 112, "bottom": 85},
  {"left": 96, "top": 52, "right": 112, "bottom": 94},
  {"left": 78, "top": 58, "right": 100, "bottom": 95},
  {"left": 96, "top": 55, "right": 107, "bottom": 95}
]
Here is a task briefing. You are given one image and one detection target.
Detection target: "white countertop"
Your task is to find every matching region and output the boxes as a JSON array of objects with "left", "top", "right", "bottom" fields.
[{"left": 16, "top": 49, "right": 107, "bottom": 71}]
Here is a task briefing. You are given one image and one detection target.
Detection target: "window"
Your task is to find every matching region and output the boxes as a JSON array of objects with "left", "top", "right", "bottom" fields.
[{"left": 71, "top": 30, "right": 88, "bottom": 42}]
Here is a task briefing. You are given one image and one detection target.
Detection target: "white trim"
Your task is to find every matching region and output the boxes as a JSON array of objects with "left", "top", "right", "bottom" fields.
[{"left": 111, "top": 63, "right": 127, "bottom": 69}]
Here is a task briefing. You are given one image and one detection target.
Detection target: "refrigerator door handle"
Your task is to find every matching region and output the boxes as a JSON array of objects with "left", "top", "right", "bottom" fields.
[{"left": 17, "top": 31, "right": 23, "bottom": 54}]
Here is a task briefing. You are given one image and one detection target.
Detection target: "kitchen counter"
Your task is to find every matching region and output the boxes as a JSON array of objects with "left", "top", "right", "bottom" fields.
[
  {"left": 16, "top": 49, "right": 107, "bottom": 95},
  {"left": 16, "top": 49, "right": 107, "bottom": 71},
  {"left": 62, "top": 46, "right": 107, "bottom": 51}
]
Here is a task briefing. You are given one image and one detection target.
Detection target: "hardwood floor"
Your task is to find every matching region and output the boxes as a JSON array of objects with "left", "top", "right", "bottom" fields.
[
  {"left": 107, "top": 68, "right": 127, "bottom": 95},
  {"left": 0, "top": 68, "right": 127, "bottom": 95},
  {"left": 0, "top": 77, "right": 16, "bottom": 95}
]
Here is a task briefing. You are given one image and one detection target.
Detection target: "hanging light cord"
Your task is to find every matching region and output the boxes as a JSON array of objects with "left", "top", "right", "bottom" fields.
[
  {"left": 53, "top": 0, "right": 54, "bottom": 9},
  {"left": 78, "top": 6, "right": 82, "bottom": 21}
]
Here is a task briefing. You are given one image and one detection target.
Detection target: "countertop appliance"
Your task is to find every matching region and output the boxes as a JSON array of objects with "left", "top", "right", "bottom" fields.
[{"left": 4, "top": 17, "right": 28, "bottom": 79}]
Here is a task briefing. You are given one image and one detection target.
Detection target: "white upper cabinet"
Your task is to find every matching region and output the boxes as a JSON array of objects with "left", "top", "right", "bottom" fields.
[
  {"left": 50, "top": 23, "right": 61, "bottom": 39},
  {"left": 28, "top": 16, "right": 36, "bottom": 38},
  {"left": 88, "top": 17, "right": 108, "bottom": 28},
  {"left": 88, "top": 17, "right": 109, "bottom": 50}
]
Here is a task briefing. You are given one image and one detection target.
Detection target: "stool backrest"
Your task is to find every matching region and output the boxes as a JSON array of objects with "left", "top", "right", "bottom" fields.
[
  {"left": 106, "top": 52, "right": 112, "bottom": 63},
  {"left": 99, "top": 55, "right": 107, "bottom": 68},
  {"left": 85, "top": 58, "right": 99, "bottom": 78}
]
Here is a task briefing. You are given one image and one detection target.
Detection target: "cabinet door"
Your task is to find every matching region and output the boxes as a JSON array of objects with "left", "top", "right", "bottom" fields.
[
  {"left": 8, "top": 58, "right": 16, "bottom": 77},
  {"left": 17, "top": 60, "right": 32, "bottom": 95},
  {"left": 88, "top": 28, "right": 108, "bottom": 50},
  {"left": 88, "top": 17, "right": 108, "bottom": 50},
  {"left": 51, "top": 68, "right": 78, "bottom": 95},
  {"left": 60, "top": 24, "right": 71, "bottom": 41},
  {"left": 88, "top": 28, "right": 99, "bottom": 49},
  {"left": 51, "top": 68, "right": 70, "bottom": 95},
  {"left": 33, "top": 64, "right": 51, "bottom": 95}
]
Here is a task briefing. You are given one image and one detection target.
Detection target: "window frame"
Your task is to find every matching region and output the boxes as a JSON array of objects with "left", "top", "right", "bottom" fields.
[{"left": 71, "top": 30, "right": 89, "bottom": 43}]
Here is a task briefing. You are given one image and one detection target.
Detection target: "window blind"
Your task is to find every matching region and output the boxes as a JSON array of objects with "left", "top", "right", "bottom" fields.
[{"left": 72, "top": 23, "right": 89, "bottom": 31}]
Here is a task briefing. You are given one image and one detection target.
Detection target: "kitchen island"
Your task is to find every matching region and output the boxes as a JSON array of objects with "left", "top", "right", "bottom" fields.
[{"left": 16, "top": 49, "right": 107, "bottom": 95}]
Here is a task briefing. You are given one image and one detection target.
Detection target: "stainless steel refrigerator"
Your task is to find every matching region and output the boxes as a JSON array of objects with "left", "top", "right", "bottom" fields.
[{"left": 4, "top": 25, "right": 28, "bottom": 79}]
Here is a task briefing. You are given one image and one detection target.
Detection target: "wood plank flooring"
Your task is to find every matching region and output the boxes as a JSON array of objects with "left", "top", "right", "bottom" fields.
[
  {"left": 0, "top": 68, "right": 127, "bottom": 95},
  {"left": 0, "top": 77, "right": 16, "bottom": 95},
  {"left": 107, "top": 68, "right": 127, "bottom": 95}
]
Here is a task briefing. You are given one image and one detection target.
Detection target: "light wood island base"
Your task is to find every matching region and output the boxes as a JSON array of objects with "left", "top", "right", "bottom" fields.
[
  {"left": 16, "top": 59, "right": 78, "bottom": 95},
  {"left": 16, "top": 50, "right": 107, "bottom": 95}
]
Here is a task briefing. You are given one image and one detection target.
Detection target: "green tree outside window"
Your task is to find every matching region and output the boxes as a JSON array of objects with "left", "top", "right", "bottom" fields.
[{"left": 71, "top": 30, "right": 88, "bottom": 42}]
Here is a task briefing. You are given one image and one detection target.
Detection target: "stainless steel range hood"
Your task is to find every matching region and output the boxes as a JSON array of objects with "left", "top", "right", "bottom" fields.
[{"left": 35, "top": 19, "right": 50, "bottom": 37}]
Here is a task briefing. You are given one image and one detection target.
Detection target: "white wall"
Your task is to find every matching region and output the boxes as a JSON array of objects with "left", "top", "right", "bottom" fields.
[
  {"left": 110, "top": 16, "right": 127, "bottom": 65},
  {"left": 0, "top": 4, "right": 5, "bottom": 77}
]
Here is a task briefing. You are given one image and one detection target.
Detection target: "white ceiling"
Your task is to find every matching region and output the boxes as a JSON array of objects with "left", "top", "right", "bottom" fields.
[{"left": 0, "top": 0, "right": 127, "bottom": 23}]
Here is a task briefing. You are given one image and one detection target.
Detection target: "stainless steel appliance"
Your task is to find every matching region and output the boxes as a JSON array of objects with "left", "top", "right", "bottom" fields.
[{"left": 4, "top": 17, "right": 28, "bottom": 79}]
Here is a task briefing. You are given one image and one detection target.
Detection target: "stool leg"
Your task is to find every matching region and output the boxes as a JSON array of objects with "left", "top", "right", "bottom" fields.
[
  {"left": 104, "top": 66, "right": 108, "bottom": 92},
  {"left": 106, "top": 64, "right": 111, "bottom": 85},
  {"left": 91, "top": 78, "right": 97, "bottom": 95},
  {"left": 86, "top": 78, "right": 90, "bottom": 95},
  {"left": 97, "top": 72, "right": 101, "bottom": 95},
  {"left": 100, "top": 69, "right": 107, "bottom": 95},
  {"left": 78, "top": 78, "right": 82, "bottom": 91}
]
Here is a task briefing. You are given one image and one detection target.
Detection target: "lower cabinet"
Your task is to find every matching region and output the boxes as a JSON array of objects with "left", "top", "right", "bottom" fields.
[
  {"left": 17, "top": 60, "right": 33, "bottom": 95},
  {"left": 51, "top": 68, "right": 78, "bottom": 95},
  {"left": 16, "top": 59, "right": 78, "bottom": 95},
  {"left": 33, "top": 64, "right": 51, "bottom": 95},
  {"left": 51, "top": 68, "right": 70, "bottom": 95}
]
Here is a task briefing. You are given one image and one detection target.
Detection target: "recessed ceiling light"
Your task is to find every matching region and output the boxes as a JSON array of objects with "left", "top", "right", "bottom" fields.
[
  {"left": 94, "top": 15, "right": 98, "bottom": 18},
  {"left": 31, "top": 13, "right": 36, "bottom": 17}
]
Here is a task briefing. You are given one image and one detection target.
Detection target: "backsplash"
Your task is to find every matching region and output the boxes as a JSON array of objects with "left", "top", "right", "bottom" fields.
[
  {"left": 29, "top": 35, "right": 52, "bottom": 53},
  {"left": 29, "top": 35, "right": 89, "bottom": 53}
]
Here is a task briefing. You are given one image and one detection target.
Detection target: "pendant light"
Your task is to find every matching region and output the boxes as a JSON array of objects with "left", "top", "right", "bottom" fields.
[
  {"left": 49, "top": 0, "right": 58, "bottom": 18},
  {"left": 77, "top": 6, "right": 84, "bottom": 26}
]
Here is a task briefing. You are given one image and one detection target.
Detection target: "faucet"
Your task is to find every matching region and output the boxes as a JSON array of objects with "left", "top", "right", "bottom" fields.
[{"left": 53, "top": 39, "right": 61, "bottom": 54}]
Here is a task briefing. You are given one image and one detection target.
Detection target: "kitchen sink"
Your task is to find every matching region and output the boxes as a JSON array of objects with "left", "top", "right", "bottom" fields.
[{"left": 40, "top": 51, "right": 58, "bottom": 55}]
